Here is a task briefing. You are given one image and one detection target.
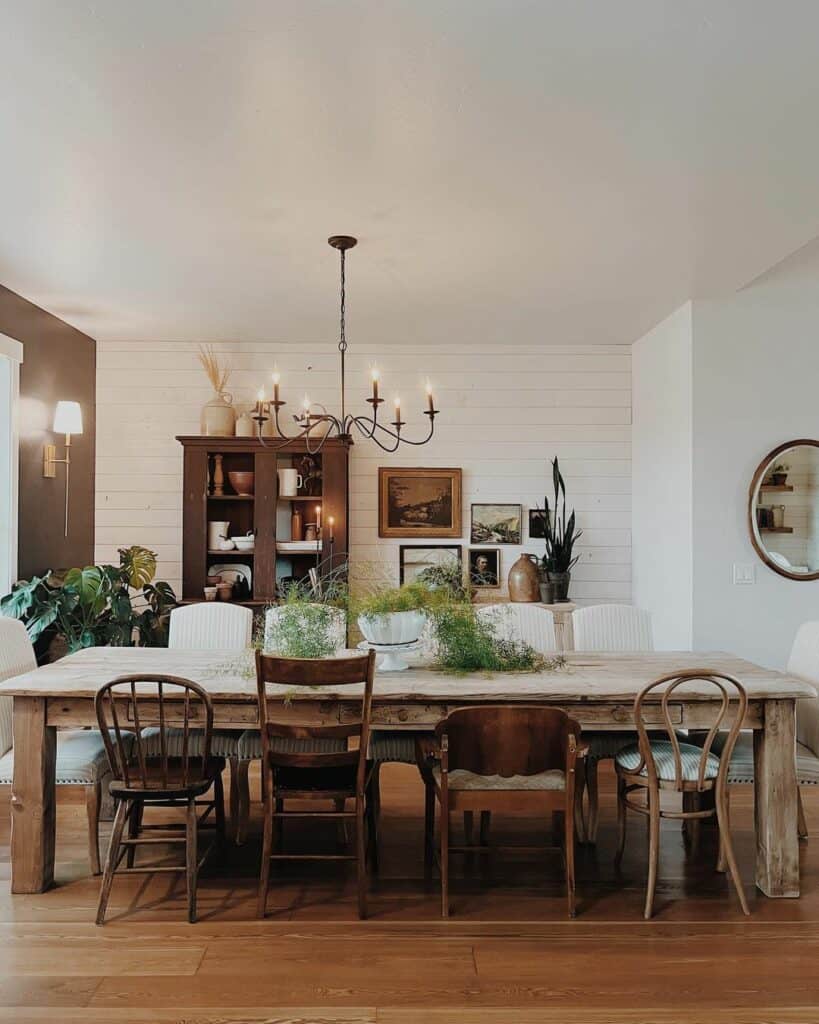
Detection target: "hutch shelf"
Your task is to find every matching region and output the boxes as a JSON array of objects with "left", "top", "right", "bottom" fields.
[{"left": 177, "top": 436, "right": 350, "bottom": 605}]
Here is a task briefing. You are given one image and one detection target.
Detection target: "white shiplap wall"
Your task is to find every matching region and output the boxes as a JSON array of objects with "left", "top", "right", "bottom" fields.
[{"left": 95, "top": 341, "right": 631, "bottom": 604}]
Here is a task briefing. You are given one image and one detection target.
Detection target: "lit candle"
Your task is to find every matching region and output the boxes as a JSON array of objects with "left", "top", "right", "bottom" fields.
[
  {"left": 271, "top": 367, "right": 280, "bottom": 404},
  {"left": 425, "top": 379, "right": 434, "bottom": 414},
  {"left": 315, "top": 504, "right": 322, "bottom": 530},
  {"left": 393, "top": 395, "right": 401, "bottom": 423},
  {"left": 328, "top": 515, "right": 335, "bottom": 543},
  {"left": 302, "top": 395, "right": 311, "bottom": 418},
  {"left": 371, "top": 365, "right": 380, "bottom": 402},
  {"left": 256, "top": 388, "right": 265, "bottom": 416}
]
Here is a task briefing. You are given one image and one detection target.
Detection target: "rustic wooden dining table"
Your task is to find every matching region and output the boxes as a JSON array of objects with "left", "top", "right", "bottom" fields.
[{"left": 1, "top": 646, "right": 814, "bottom": 899}]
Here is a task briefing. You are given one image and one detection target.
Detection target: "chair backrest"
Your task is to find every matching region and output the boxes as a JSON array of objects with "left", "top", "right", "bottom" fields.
[
  {"left": 787, "top": 621, "right": 819, "bottom": 756},
  {"left": 435, "top": 705, "right": 580, "bottom": 778},
  {"left": 475, "top": 604, "right": 557, "bottom": 654},
  {"left": 572, "top": 604, "right": 654, "bottom": 652},
  {"left": 168, "top": 602, "right": 253, "bottom": 650},
  {"left": 0, "top": 618, "right": 37, "bottom": 757},
  {"left": 255, "top": 651, "right": 375, "bottom": 792},
  {"left": 263, "top": 604, "right": 347, "bottom": 653},
  {"left": 629, "top": 669, "right": 747, "bottom": 791},
  {"left": 95, "top": 674, "right": 214, "bottom": 791}
]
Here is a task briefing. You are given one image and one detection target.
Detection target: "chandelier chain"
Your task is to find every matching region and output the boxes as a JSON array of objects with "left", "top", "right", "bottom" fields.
[{"left": 338, "top": 249, "right": 347, "bottom": 354}]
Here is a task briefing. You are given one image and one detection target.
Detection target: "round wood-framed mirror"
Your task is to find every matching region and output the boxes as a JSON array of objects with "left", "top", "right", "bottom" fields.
[{"left": 748, "top": 439, "right": 819, "bottom": 581}]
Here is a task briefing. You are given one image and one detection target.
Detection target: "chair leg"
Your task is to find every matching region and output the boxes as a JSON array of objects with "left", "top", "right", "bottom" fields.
[
  {"left": 441, "top": 799, "right": 450, "bottom": 918},
  {"left": 574, "top": 759, "right": 588, "bottom": 844},
  {"left": 126, "top": 799, "right": 142, "bottom": 868},
  {"left": 86, "top": 782, "right": 102, "bottom": 876},
  {"left": 798, "top": 788, "right": 808, "bottom": 840},
  {"left": 274, "top": 797, "right": 284, "bottom": 851},
  {"left": 356, "top": 792, "right": 368, "bottom": 920},
  {"left": 614, "top": 774, "right": 627, "bottom": 867},
  {"left": 479, "top": 810, "right": 491, "bottom": 846},
  {"left": 565, "top": 773, "right": 577, "bottom": 918},
  {"left": 423, "top": 781, "right": 435, "bottom": 884},
  {"left": 715, "top": 782, "right": 750, "bottom": 916},
  {"left": 185, "top": 796, "right": 198, "bottom": 924},
  {"left": 213, "top": 766, "right": 226, "bottom": 853},
  {"left": 586, "top": 759, "right": 601, "bottom": 844},
  {"left": 228, "top": 756, "right": 240, "bottom": 836},
  {"left": 256, "top": 765, "right": 274, "bottom": 919},
  {"left": 644, "top": 789, "right": 661, "bottom": 920},
  {"left": 365, "top": 775, "right": 379, "bottom": 874},
  {"left": 716, "top": 789, "right": 729, "bottom": 873},
  {"left": 96, "top": 799, "right": 128, "bottom": 926},
  {"left": 235, "top": 760, "right": 251, "bottom": 846},
  {"left": 463, "top": 810, "right": 474, "bottom": 846}
]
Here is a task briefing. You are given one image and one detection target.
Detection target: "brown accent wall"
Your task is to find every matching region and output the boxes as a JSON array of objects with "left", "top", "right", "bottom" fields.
[{"left": 0, "top": 285, "right": 96, "bottom": 579}]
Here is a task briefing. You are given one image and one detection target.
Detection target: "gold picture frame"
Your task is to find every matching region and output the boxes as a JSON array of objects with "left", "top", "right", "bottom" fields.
[{"left": 378, "top": 467, "right": 462, "bottom": 538}]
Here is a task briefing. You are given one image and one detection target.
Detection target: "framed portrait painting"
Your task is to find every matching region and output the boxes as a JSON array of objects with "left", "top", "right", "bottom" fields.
[
  {"left": 468, "top": 547, "right": 500, "bottom": 588},
  {"left": 470, "top": 503, "right": 522, "bottom": 544},
  {"left": 378, "top": 467, "right": 462, "bottom": 538},
  {"left": 399, "top": 544, "right": 462, "bottom": 585}
]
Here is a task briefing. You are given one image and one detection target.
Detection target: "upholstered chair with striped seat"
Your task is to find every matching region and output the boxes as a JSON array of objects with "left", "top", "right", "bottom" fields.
[
  {"left": 233, "top": 604, "right": 349, "bottom": 844},
  {"left": 614, "top": 669, "right": 750, "bottom": 919},
  {"left": 572, "top": 603, "right": 654, "bottom": 843},
  {"left": 143, "top": 603, "right": 253, "bottom": 837},
  {"left": 0, "top": 617, "right": 124, "bottom": 875},
  {"left": 690, "top": 620, "right": 819, "bottom": 840}
]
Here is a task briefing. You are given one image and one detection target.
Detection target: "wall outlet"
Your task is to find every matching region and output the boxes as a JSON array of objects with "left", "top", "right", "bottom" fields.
[{"left": 732, "top": 563, "right": 756, "bottom": 585}]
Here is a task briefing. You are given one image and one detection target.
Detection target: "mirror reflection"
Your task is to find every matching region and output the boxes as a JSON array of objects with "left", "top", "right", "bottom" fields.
[{"left": 750, "top": 441, "right": 819, "bottom": 578}]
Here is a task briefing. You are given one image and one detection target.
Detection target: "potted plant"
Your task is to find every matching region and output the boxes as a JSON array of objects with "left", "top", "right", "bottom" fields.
[
  {"left": 537, "top": 457, "right": 582, "bottom": 603},
  {"left": 263, "top": 581, "right": 347, "bottom": 658},
  {"left": 771, "top": 463, "right": 789, "bottom": 486},
  {"left": 354, "top": 582, "right": 433, "bottom": 647},
  {"left": 0, "top": 545, "right": 177, "bottom": 658}
]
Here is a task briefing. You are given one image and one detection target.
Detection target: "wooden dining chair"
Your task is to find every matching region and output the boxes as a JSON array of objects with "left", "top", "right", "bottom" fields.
[
  {"left": 572, "top": 603, "right": 654, "bottom": 844},
  {"left": 614, "top": 669, "right": 750, "bottom": 919},
  {"left": 419, "top": 705, "right": 585, "bottom": 918},
  {"left": 94, "top": 674, "right": 226, "bottom": 925},
  {"left": 255, "top": 650, "right": 377, "bottom": 919}
]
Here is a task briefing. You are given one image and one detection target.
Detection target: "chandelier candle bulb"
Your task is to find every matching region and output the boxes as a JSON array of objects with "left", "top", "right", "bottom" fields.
[
  {"left": 426, "top": 380, "right": 435, "bottom": 414},
  {"left": 315, "top": 505, "right": 322, "bottom": 530},
  {"left": 371, "top": 367, "right": 380, "bottom": 402},
  {"left": 271, "top": 367, "right": 280, "bottom": 405}
]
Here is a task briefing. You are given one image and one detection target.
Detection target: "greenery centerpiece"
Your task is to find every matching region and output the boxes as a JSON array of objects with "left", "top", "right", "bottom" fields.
[
  {"left": 0, "top": 546, "right": 177, "bottom": 655},
  {"left": 262, "top": 576, "right": 348, "bottom": 659},
  {"left": 537, "top": 456, "right": 582, "bottom": 603}
]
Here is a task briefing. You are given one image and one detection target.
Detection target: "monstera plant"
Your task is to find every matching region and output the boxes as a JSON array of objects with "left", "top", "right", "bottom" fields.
[{"left": 0, "top": 545, "right": 177, "bottom": 654}]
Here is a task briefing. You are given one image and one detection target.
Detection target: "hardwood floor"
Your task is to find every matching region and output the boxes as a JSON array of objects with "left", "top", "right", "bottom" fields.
[{"left": 2, "top": 762, "right": 819, "bottom": 1022}]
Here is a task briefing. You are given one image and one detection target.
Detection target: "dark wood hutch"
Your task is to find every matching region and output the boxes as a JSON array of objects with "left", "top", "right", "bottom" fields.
[{"left": 176, "top": 436, "right": 351, "bottom": 605}]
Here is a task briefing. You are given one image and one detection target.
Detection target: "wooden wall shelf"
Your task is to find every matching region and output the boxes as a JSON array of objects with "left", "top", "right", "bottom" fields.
[
  {"left": 177, "top": 436, "right": 350, "bottom": 603},
  {"left": 760, "top": 526, "right": 793, "bottom": 533},
  {"left": 760, "top": 484, "right": 794, "bottom": 492}
]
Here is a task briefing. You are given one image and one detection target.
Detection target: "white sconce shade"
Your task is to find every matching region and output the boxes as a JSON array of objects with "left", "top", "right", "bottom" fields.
[{"left": 53, "top": 401, "right": 83, "bottom": 435}]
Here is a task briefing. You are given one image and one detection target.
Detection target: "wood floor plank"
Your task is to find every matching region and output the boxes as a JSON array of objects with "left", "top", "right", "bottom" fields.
[
  {"left": 0, "top": 940, "right": 205, "bottom": 976},
  {"left": 0, "top": 1011, "right": 375, "bottom": 1024}
]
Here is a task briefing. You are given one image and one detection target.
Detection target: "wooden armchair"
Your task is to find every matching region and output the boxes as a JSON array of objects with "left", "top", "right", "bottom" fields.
[{"left": 418, "top": 705, "right": 585, "bottom": 918}]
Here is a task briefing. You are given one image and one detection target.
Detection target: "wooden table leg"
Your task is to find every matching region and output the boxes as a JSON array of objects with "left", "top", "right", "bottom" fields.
[
  {"left": 754, "top": 698, "right": 799, "bottom": 897},
  {"left": 11, "top": 697, "right": 57, "bottom": 893}
]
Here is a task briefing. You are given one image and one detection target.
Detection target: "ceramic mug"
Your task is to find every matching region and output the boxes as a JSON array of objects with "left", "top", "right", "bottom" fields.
[{"left": 277, "top": 468, "right": 303, "bottom": 497}]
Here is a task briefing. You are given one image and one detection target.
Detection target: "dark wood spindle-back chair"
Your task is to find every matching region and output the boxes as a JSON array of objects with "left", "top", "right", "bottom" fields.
[
  {"left": 255, "top": 650, "right": 376, "bottom": 919},
  {"left": 418, "top": 705, "right": 586, "bottom": 917},
  {"left": 94, "top": 674, "right": 226, "bottom": 925},
  {"left": 614, "top": 669, "right": 750, "bottom": 918}
]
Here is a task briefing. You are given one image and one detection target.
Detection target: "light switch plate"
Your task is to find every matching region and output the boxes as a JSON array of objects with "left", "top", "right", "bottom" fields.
[{"left": 733, "top": 563, "right": 756, "bottom": 585}]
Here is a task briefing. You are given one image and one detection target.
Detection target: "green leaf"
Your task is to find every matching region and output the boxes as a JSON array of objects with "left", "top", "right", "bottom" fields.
[
  {"left": 0, "top": 575, "right": 49, "bottom": 620},
  {"left": 24, "top": 603, "right": 59, "bottom": 643},
  {"left": 118, "top": 546, "right": 157, "bottom": 588},
  {"left": 63, "top": 567, "right": 104, "bottom": 605}
]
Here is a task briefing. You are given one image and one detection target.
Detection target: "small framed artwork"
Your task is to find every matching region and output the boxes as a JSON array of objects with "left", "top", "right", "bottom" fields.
[
  {"left": 399, "top": 544, "right": 462, "bottom": 585},
  {"left": 470, "top": 503, "right": 522, "bottom": 544},
  {"left": 468, "top": 547, "right": 500, "bottom": 588},
  {"left": 529, "top": 508, "right": 548, "bottom": 539},
  {"left": 378, "top": 467, "right": 462, "bottom": 538}
]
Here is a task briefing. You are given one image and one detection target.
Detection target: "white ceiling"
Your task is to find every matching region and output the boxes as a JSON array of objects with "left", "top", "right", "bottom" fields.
[{"left": 2, "top": 1, "right": 819, "bottom": 346}]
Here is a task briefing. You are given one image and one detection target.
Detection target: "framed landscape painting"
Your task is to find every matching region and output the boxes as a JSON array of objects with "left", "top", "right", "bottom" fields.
[
  {"left": 399, "top": 544, "right": 462, "bottom": 585},
  {"left": 378, "top": 467, "right": 462, "bottom": 538},
  {"left": 470, "top": 503, "right": 522, "bottom": 544}
]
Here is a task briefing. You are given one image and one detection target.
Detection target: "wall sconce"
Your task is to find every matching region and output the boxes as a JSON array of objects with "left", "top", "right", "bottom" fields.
[{"left": 43, "top": 400, "right": 83, "bottom": 536}]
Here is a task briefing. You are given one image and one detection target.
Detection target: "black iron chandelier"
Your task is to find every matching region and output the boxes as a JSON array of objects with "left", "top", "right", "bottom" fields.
[{"left": 252, "top": 235, "right": 439, "bottom": 452}]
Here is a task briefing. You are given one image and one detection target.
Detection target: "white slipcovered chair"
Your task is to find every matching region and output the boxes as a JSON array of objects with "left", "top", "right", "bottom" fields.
[
  {"left": 234, "top": 604, "right": 348, "bottom": 843},
  {"left": 572, "top": 603, "right": 654, "bottom": 843},
  {"left": 475, "top": 603, "right": 558, "bottom": 654},
  {"left": 692, "top": 620, "right": 819, "bottom": 839},
  {"left": 0, "top": 617, "right": 123, "bottom": 875},
  {"left": 144, "top": 603, "right": 253, "bottom": 837}
]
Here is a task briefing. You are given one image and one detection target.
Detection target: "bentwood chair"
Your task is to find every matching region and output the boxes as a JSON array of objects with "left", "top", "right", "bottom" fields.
[
  {"left": 572, "top": 603, "right": 654, "bottom": 843},
  {"left": 0, "top": 617, "right": 123, "bottom": 875},
  {"left": 255, "top": 650, "right": 377, "bottom": 919},
  {"left": 614, "top": 669, "right": 750, "bottom": 919},
  {"left": 94, "top": 674, "right": 226, "bottom": 924},
  {"left": 233, "top": 605, "right": 349, "bottom": 844},
  {"left": 419, "top": 706, "right": 585, "bottom": 918}
]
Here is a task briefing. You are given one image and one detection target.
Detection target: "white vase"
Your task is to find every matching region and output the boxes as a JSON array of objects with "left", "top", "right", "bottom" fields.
[
  {"left": 235, "top": 409, "right": 255, "bottom": 437},
  {"left": 358, "top": 610, "right": 426, "bottom": 646},
  {"left": 201, "top": 392, "right": 235, "bottom": 436}
]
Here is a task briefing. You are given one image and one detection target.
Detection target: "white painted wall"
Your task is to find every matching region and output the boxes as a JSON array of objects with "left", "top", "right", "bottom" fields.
[
  {"left": 691, "top": 243, "right": 819, "bottom": 669},
  {"left": 631, "top": 304, "right": 693, "bottom": 649},
  {"left": 95, "top": 342, "right": 631, "bottom": 604}
]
